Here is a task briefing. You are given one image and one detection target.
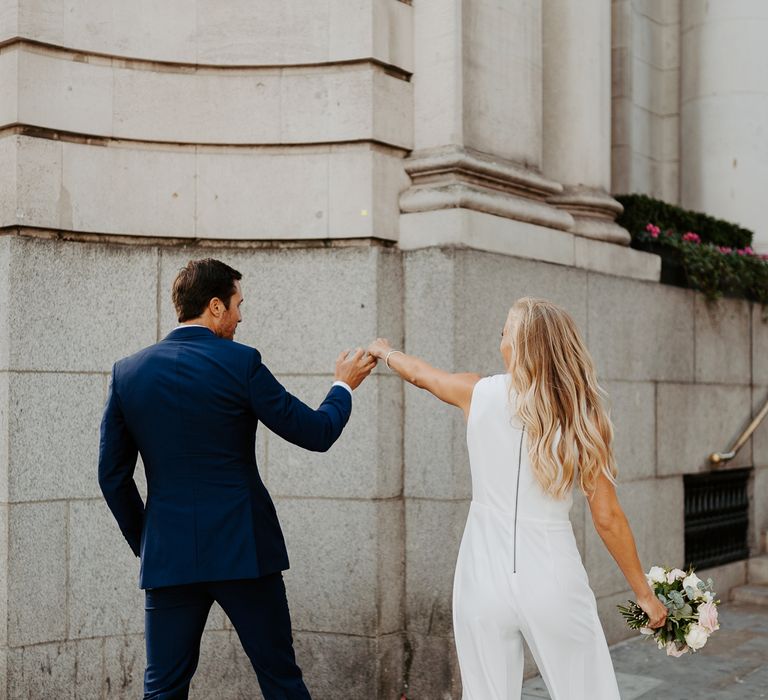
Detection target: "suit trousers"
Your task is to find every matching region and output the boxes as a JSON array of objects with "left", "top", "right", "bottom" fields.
[{"left": 143, "top": 573, "right": 311, "bottom": 700}]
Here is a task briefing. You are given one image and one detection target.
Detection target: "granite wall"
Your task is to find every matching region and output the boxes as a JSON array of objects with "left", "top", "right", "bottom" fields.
[{"left": 0, "top": 233, "right": 765, "bottom": 698}]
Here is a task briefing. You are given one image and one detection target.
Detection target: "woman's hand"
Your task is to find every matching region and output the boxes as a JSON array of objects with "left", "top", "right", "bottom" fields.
[
  {"left": 637, "top": 590, "right": 668, "bottom": 629},
  {"left": 367, "top": 337, "right": 393, "bottom": 361},
  {"left": 368, "top": 338, "right": 480, "bottom": 417}
]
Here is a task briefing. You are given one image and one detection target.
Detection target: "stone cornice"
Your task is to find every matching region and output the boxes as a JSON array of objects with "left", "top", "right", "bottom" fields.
[
  {"left": 0, "top": 125, "right": 410, "bottom": 155},
  {"left": 0, "top": 37, "right": 412, "bottom": 80},
  {"left": 0, "top": 226, "right": 398, "bottom": 250}
]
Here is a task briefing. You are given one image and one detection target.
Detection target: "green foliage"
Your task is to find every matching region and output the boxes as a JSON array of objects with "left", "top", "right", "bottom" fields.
[
  {"left": 617, "top": 601, "right": 648, "bottom": 630},
  {"left": 619, "top": 195, "right": 768, "bottom": 308},
  {"left": 617, "top": 193, "right": 754, "bottom": 248}
]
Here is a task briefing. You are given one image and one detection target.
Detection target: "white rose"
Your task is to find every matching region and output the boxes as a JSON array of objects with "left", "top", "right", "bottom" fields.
[
  {"left": 647, "top": 566, "right": 667, "bottom": 584},
  {"left": 682, "top": 573, "right": 703, "bottom": 597},
  {"left": 684, "top": 623, "right": 709, "bottom": 651},
  {"left": 666, "top": 568, "right": 687, "bottom": 583}
]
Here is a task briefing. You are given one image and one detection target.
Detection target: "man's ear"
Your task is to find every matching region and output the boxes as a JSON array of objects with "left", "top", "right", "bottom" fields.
[{"left": 208, "top": 297, "right": 223, "bottom": 318}]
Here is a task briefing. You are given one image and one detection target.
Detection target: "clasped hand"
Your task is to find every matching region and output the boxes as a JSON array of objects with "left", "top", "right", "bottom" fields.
[{"left": 334, "top": 347, "right": 377, "bottom": 390}]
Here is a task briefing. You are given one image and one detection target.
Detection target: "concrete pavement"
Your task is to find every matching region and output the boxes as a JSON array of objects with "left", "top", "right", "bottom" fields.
[{"left": 522, "top": 602, "right": 768, "bottom": 699}]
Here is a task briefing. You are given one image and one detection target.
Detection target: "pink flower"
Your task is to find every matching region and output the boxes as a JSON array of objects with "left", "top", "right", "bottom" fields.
[
  {"left": 682, "top": 232, "right": 701, "bottom": 244},
  {"left": 744, "top": 246, "right": 755, "bottom": 255},
  {"left": 666, "top": 642, "right": 689, "bottom": 657},
  {"left": 666, "top": 568, "right": 687, "bottom": 583},
  {"left": 718, "top": 246, "right": 732, "bottom": 254},
  {"left": 737, "top": 249, "right": 747, "bottom": 256},
  {"left": 645, "top": 223, "right": 661, "bottom": 239},
  {"left": 698, "top": 602, "right": 720, "bottom": 633}
]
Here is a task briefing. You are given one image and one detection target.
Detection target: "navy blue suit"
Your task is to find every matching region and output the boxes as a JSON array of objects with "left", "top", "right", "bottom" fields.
[{"left": 99, "top": 326, "right": 352, "bottom": 699}]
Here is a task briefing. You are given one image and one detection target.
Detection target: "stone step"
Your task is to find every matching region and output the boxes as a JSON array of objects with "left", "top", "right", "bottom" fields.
[
  {"left": 748, "top": 555, "right": 768, "bottom": 584},
  {"left": 731, "top": 584, "right": 768, "bottom": 606}
]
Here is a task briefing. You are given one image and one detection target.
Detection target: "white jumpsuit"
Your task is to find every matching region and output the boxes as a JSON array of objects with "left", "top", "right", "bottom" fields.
[{"left": 453, "top": 374, "right": 621, "bottom": 700}]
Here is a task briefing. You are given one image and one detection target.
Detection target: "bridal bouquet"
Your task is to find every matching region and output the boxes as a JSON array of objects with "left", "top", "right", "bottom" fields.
[{"left": 617, "top": 566, "right": 720, "bottom": 657}]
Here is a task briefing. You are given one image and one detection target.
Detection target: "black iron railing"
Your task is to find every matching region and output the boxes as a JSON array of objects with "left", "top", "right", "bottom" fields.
[{"left": 684, "top": 467, "right": 752, "bottom": 570}]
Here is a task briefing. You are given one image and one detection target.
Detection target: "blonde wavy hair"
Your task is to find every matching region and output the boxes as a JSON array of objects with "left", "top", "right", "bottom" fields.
[{"left": 504, "top": 297, "right": 617, "bottom": 498}]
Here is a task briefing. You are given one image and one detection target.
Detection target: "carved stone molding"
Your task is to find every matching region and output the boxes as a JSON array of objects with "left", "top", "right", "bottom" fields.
[
  {"left": 548, "top": 186, "right": 631, "bottom": 245},
  {"left": 399, "top": 146, "right": 574, "bottom": 231}
]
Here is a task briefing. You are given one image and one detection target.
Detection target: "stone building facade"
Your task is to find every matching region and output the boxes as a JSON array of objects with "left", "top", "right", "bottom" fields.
[{"left": 0, "top": 1, "right": 767, "bottom": 698}]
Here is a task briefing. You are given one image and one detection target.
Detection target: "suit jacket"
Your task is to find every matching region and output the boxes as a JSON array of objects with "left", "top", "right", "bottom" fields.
[{"left": 98, "top": 326, "right": 352, "bottom": 589}]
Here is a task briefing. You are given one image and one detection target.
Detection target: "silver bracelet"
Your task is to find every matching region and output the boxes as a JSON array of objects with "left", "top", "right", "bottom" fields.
[{"left": 385, "top": 350, "right": 404, "bottom": 370}]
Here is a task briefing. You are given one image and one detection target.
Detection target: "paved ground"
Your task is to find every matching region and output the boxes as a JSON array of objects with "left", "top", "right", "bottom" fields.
[{"left": 522, "top": 603, "right": 768, "bottom": 699}]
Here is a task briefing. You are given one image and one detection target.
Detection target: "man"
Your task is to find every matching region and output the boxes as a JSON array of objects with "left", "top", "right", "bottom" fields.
[{"left": 98, "top": 258, "right": 375, "bottom": 699}]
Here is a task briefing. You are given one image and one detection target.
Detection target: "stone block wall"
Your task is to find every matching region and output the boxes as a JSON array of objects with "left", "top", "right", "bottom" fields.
[
  {"left": 0, "top": 1, "right": 413, "bottom": 243},
  {"left": 0, "top": 235, "right": 404, "bottom": 699},
  {"left": 0, "top": 234, "right": 765, "bottom": 698},
  {"left": 401, "top": 247, "right": 766, "bottom": 697}
]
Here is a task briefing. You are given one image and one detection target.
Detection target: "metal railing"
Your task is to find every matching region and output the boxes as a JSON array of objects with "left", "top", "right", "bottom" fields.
[{"left": 709, "top": 394, "right": 768, "bottom": 465}]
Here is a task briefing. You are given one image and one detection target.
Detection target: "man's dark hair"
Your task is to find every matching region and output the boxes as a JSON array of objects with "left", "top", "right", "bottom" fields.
[{"left": 172, "top": 258, "right": 243, "bottom": 322}]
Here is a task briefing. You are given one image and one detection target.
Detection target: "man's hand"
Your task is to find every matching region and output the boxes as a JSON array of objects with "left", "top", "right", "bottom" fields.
[{"left": 335, "top": 348, "right": 377, "bottom": 390}]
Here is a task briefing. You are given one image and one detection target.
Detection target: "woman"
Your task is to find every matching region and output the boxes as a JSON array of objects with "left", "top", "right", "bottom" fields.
[{"left": 367, "top": 297, "right": 667, "bottom": 700}]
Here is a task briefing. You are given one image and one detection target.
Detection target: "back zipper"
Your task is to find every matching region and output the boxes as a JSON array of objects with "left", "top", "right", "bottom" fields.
[{"left": 513, "top": 425, "right": 525, "bottom": 573}]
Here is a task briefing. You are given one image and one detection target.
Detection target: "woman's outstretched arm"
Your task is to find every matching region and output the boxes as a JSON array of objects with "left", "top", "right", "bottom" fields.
[
  {"left": 588, "top": 472, "right": 668, "bottom": 628},
  {"left": 367, "top": 338, "right": 481, "bottom": 418}
]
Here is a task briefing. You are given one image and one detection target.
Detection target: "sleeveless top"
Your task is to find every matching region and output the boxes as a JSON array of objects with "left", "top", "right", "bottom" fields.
[{"left": 466, "top": 373, "right": 574, "bottom": 523}]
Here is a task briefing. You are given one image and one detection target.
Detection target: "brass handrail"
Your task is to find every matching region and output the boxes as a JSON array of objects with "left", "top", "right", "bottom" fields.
[{"left": 710, "top": 395, "right": 768, "bottom": 465}]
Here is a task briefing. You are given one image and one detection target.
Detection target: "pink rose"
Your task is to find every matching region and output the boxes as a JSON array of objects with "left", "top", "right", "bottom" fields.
[
  {"left": 666, "top": 568, "right": 687, "bottom": 583},
  {"left": 718, "top": 246, "right": 732, "bottom": 254},
  {"left": 645, "top": 223, "right": 661, "bottom": 239},
  {"left": 698, "top": 601, "right": 719, "bottom": 633},
  {"left": 666, "top": 642, "right": 689, "bottom": 657},
  {"left": 682, "top": 232, "right": 701, "bottom": 244}
]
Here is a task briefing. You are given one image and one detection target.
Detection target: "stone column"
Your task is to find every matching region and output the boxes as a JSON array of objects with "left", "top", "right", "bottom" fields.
[
  {"left": 542, "top": 0, "right": 630, "bottom": 245},
  {"left": 400, "top": 0, "right": 575, "bottom": 260},
  {"left": 681, "top": 0, "right": 768, "bottom": 252}
]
